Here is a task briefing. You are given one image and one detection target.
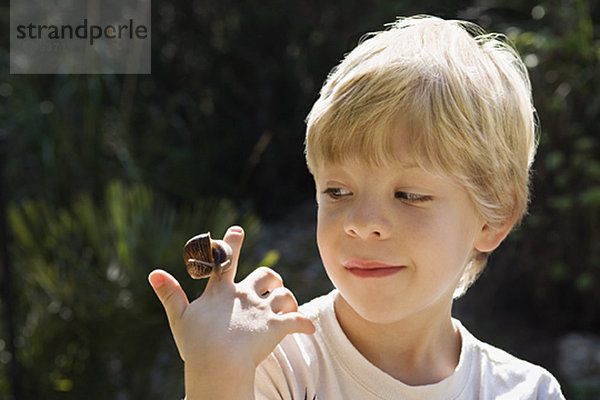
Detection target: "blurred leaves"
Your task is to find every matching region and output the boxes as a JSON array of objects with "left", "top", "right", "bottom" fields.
[
  {"left": 0, "top": 0, "right": 599, "bottom": 399},
  {"left": 513, "top": 0, "right": 600, "bottom": 322},
  {"left": 6, "top": 181, "right": 260, "bottom": 399}
]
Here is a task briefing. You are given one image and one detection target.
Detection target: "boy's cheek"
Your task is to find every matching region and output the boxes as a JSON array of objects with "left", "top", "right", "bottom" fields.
[{"left": 316, "top": 205, "right": 344, "bottom": 231}]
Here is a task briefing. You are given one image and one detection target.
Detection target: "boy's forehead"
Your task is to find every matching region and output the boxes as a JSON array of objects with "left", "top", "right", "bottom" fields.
[{"left": 314, "top": 156, "right": 421, "bottom": 178}]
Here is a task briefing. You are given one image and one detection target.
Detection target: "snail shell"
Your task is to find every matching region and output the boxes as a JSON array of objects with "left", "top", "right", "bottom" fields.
[{"left": 183, "top": 232, "right": 233, "bottom": 279}]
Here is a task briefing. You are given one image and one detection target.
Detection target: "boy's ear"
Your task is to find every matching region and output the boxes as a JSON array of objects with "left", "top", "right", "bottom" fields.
[
  {"left": 474, "top": 219, "right": 514, "bottom": 253},
  {"left": 475, "top": 191, "right": 520, "bottom": 252}
]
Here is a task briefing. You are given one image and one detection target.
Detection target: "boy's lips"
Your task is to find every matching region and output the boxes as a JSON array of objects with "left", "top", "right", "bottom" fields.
[{"left": 343, "top": 260, "right": 406, "bottom": 278}]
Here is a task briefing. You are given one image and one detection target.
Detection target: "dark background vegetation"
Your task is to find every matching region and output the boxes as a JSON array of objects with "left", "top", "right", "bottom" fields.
[{"left": 1, "top": 0, "right": 599, "bottom": 399}]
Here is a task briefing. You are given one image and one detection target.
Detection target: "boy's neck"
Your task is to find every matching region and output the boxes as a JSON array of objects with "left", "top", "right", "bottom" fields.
[{"left": 333, "top": 293, "right": 461, "bottom": 386}]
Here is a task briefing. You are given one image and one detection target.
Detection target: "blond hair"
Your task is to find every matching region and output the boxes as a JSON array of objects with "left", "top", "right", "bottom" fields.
[{"left": 305, "top": 15, "right": 537, "bottom": 297}]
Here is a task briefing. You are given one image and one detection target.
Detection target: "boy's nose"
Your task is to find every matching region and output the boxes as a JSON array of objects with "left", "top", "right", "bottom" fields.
[{"left": 343, "top": 200, "right": 392, "bottom": 240}]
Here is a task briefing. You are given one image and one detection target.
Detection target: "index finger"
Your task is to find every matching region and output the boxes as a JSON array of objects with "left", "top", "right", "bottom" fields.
[{"left": 206, "top": 225, "right": 244, "bottom": 287}]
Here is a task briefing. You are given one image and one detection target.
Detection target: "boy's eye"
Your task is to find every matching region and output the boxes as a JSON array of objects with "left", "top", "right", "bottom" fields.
[
  {"left": 395, "top": 191, "right": 432, "bottom": 202},
  {"left": 323, "top": 187, "right": 351, "bottom": 199}
]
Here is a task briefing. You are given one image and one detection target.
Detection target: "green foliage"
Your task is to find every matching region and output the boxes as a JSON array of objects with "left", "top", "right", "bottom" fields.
[
  {"left": 566, "top": 382, "right": 600, "bottom": 400},
  {"left": 1, "top": 1, "right": 599, "bottom": 399},
  {"left": 496, "top": 0, "right": 600, "bottom": 325},
  {"left": 6, "top": 181, "right": 260, "bottom": 399}
]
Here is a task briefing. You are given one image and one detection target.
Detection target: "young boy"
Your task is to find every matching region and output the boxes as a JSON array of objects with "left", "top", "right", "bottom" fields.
[{"left": 149, "top": 15, "right": 565, "bottom": 399}]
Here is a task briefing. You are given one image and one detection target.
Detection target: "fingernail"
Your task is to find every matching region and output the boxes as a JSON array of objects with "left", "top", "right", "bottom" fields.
[{"left": 228, "top": 226, "right": 244, "bottom": 234}]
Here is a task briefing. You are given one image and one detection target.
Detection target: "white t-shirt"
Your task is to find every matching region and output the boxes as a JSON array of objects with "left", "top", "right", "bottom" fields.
[{"left": 255, "top": 290, "right": 565, "bottom": 400}]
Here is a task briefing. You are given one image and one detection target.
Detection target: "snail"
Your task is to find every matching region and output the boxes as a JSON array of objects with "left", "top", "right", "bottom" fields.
[{"left": 183, "top": 232, "right": 233, "bottom": 279}]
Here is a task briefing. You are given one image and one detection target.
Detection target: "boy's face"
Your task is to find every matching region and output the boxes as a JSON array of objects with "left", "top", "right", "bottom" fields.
[{"left": 314, "top": 134, "right": 488, "bottom": 324}]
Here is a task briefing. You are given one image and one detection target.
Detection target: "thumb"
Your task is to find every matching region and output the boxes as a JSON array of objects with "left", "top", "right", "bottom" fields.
[{"left": 148, "top": 269, "right": 189, "bottom": 327}]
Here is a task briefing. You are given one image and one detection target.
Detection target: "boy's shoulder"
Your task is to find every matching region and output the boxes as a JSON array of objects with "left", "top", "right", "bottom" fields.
[
  {"left": 457, "top": 320, "right": 565, "bottom": 399},
  {"left": 258, "top": 293, "right": 565, "bottom": 399},
  {"left": 298, "top": 294, "right": 565, "bottom": 396},
  {"left": 298, "top": 290, "right": 336, "bottom": 321}
]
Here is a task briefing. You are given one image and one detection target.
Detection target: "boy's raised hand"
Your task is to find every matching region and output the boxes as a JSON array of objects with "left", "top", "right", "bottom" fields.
[{"left": 148, "top": 226, "right": 315, "bottom": 400}]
